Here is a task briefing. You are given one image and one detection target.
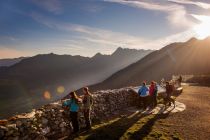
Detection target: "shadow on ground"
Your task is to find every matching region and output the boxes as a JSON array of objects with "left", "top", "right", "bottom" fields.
[
  {"left": 75, "top": 112, "right": 144, "bottom": 140},
  {"left": 70, "top": 108, "right": 172, "bottom": 140},
  {"left": 130, "top": 113, "right": 170, "bottom": 140}
]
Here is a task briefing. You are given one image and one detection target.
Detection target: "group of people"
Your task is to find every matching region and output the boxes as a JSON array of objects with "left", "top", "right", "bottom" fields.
[
  {"left": 63, "top": 77, "right": 181, "bottom": 134},
  {"left": 138, "top": 81, "right": 158, "bottom": 110},
  {"left": 63, "top": 87, "right": 93, "bottom": 134},
  {"left": 138, "top": 80, "right": 176, "bottom": 110}
]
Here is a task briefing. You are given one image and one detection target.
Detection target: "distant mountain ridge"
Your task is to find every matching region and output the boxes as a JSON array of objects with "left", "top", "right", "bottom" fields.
[
  {"left": 0, "top": 57, "right": 26, "bottom": 67},
  {"left": 89, "top": 37, "right": 210, "bottom": 91},
  {"left": 0, "top": 47, "right": 152, "bottom": 118},
  {"left": 1, "top": 47, "right": 152, "bottom": 90}
]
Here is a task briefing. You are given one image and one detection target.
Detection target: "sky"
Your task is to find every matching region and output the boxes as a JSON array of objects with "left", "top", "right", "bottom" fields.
[{"left": 0, "top": 0, "right": 210, "bottom": 58}]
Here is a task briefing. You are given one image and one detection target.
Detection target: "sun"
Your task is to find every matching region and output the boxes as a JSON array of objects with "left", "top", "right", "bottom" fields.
[{"left": 193, "top": 15, "right": 210, "bottom": 39}]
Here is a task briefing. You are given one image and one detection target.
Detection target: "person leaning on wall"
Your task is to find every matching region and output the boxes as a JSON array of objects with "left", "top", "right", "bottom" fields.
[{"left": 63, "top": 91, "right": 81, "bottom": 134}]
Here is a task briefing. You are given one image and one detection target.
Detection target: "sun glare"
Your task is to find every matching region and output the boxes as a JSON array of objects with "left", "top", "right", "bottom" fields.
[
  {"left": 43, "top": 91, "right": 51, "bottom": 100},
  {"left": 193, "top": 15, "right": 210, "bottom": 39},
  {"left": 57, "top": 86, "right": 65, "bottom": 94}
]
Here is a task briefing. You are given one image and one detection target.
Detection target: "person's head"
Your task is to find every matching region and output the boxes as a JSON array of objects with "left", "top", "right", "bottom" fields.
[
  {"left": 83, "top": 87, "right": 90, "bottom": 95},
  {"left": 142, "top": 82, "right": 146, "bottom": 86},
  {"left": 69, "top": 91, "right": 79, "bottom": 103},
  {"left": 70, "top": 91, "right": 78, "bottom": 99}
]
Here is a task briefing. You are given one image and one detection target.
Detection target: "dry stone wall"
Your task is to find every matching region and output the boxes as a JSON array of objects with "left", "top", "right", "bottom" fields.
[{"left": 0, "top": 87, "right": 139, "bottom": 140}]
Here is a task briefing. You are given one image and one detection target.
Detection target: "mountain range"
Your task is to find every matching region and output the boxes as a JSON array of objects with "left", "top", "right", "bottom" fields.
[
  {"left": 0, "top": 57, "right": 26, "bottom": 67},
  {"left": 0, "top": 47, "right": 152, "bottom": 90},
  {"left": 2, "top": 36, "right": 210, "bottom": 119},
  {"left": 0, "top": 47, "right": 152, "bottom": 119},
  {"left": 89, "top": 37, "right": 210, "bottom": 91}
]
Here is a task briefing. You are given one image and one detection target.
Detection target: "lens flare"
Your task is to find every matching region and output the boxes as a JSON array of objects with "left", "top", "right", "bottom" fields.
[
  {"left": 57, "top": 86, "right": 65, "bottom": 94},
  {"left": 43, "top": 91, "right": 51, "bottom": 100}
]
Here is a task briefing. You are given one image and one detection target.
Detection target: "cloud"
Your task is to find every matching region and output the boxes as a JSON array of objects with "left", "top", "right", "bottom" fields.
[
  {"left": 29, "top": 12, "right": 148, "bottom": 48},
  {"left": 104, "top": 0, "right": 195, "bottom": 28},
  {"left": 1, "top": 10, "right": 196, "bottom": 58},
  {"left": 0, "top": 36, "right": 17, "bottom": 41},
  {"left": 191, "top": 14, "right": 210, "bottom": 21},
  {"left": 30, "top": 0, "right": 62, "bottom": 14},
  {"left": 84, "top": 4, "right": 105, "bottom": 13},
  {"left": 29, "top": 12, "right": 196, "bottom": 55},
  {"left": 168, "top": 0, "right": 210, "bottom": 9}
]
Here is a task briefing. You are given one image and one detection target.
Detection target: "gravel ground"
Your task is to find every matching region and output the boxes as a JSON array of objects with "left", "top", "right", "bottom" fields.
[{"left": 162, "top": 85, "right": 210, "bottom": 140}]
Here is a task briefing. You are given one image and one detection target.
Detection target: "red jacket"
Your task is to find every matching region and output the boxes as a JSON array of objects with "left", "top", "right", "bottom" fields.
[{"left": 149, "top": 84, "right": 155, "bottom": 96}]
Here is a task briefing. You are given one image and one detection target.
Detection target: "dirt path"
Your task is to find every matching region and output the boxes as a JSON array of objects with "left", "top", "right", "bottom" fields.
[
  {"left": 163, "top": 85, "right": 210, "bottom": 140},
  {"left": 66, "top": 85, "right": 210, "bottom": 140}
]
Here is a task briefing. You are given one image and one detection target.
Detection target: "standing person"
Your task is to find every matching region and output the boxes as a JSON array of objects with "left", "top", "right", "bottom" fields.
[
  {"left": 138, "top": 82, "right": 149, "bottom": 110},
  {"left": 63, "top": 92, "right": 81, "bottom": 134},
  {"left": 153, "top": 82, "right": 158, "bottom": 107},
  {"left": 83, "top": 87, "right": 93, "bottom": 130},
  {"left": 165, "top": 82, "right": 173, "bottom": 106},
  {"left": 149, "top": 81, "right": 155, "bottom": 108},
  {"left": 178, "top": 75, "right": 182, "bottom": 87}
]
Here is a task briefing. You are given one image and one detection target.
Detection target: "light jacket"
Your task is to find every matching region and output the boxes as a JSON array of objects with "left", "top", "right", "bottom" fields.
[
  {"left": 83, "top": 94, "right": 93, "bottom": 109},
  {"left": 63, "top": 99, "right": 79, "bottom": 112},
  {"left": 138, "top": 85, "right": 149, "bottom": 97}
]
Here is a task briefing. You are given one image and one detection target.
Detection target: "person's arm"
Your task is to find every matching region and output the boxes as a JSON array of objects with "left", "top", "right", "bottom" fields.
[
  {"left": 63, "top": 100, "right": 67, "bottom": 107},
  {"left": 63, "top": 99, "right": 71, "bottom": 108}
]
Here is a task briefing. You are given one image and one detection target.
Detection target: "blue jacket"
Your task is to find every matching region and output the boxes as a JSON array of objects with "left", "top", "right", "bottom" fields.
[
  {"left": 138, "top": 86, "right": 149, "bottom": 96},
  {"left": 63, "top": 99, "right": 79, "bottom": 112}
]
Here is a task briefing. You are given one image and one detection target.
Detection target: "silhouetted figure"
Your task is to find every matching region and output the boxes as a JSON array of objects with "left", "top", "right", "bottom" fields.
[
  {"left": 178, "top": 75, "right": 182, "bottom": 87},
  {"left": 63, "top": 92, "right": 81, "bottom": 134},
  {"left": 165, "top": 82, "right": 174, "bottom": 106},
  {"left": 153, "top": 82, "right": 158, "bottom": 107},
  {"left": 138, "top": 82, "right": 149, "bottom": 110},
  {"left": 149, "top": 81, "right": 158, "bottom": 108},
  {"left": 149, "top": 81, "right": 155, "bottom": 108},
  {"left": 83, "top": 87, "right": 93, "bottom": 130}
]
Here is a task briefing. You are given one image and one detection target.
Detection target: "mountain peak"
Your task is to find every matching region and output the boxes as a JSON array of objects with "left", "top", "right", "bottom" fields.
[
  {"left": 92, "top": 52, "right": 104, "bottom": 58},
  {"left": 186, "top": 37, "right": 198, "bottom": 43},
  {"left": 115, "top": 47, "right": 124, "bottom": 51},
  {"left": 112, "top": 47, "right": 127, "bottom": 55}
]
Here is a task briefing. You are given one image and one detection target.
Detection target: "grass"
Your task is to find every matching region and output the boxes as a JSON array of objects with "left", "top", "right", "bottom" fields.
[
  {"left": 71, "top": 111, "right": 184, "bottom": 140},
  {"left": 171, "top": 133, "right": 183, "bottom": 140}
]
